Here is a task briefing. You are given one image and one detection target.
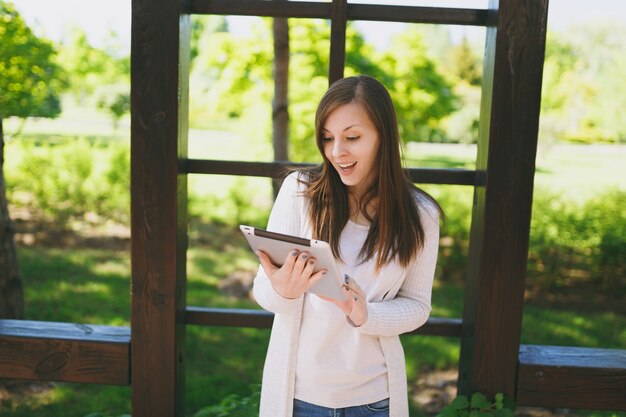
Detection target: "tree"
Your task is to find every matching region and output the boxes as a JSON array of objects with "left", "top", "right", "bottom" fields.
[
  {"left": 56, "top": 27, "right": 115, "bottom": 103},
  {"left": 449, "top": 36, "right": 482, "bottom": 87},
  {"left": 189, "top": 20, "right": 459, "bottom": 158},
  {"left": 380, "top": 27, "right": 458, "bottom": 143},
  {"left": 0, "top": 1, "right": 66, "bottom": 319},
  {"left": 288, "top": 20, "right": 387, "bottom": 161}
]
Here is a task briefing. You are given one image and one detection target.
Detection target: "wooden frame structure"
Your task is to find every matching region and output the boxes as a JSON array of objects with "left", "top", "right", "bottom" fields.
[{"left": 1, "top": 0, "right": 625, "bottom": 416}]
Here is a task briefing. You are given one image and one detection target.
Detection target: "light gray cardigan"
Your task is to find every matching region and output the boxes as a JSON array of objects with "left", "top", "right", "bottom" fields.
[{"left": 252, "top": 173, "right": 440, "bottom": 417}]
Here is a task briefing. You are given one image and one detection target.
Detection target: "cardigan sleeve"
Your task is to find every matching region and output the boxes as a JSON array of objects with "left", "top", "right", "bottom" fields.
[
  {"left": 252, "top": 172, "right": 308, "bottom": 315},
  {"left": 357, "top": 198, "right": 440, "bottom": 336}
]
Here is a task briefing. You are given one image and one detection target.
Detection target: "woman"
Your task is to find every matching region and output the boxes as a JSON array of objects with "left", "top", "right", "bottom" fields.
[{"left": 253, "top": 75, "right": 441, "bottom": 417}]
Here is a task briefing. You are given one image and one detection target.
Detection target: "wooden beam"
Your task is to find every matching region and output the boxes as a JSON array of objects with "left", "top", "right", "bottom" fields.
[
  {"left": 185, "top": 0, "right": 492, "bottom": 27},
  {"left": 0, "top": 320, "right": 129, "bottom": 385},
  {"left": 186, "top": 0, "right": 330, "bottom": 19},
  {"left": 458, "top": 0, "right": 549, "bottom": 398},
  {"left": 328, "top": 0, "right": 347, "bottom": 84},
  {"left": 184, "top": 307, "right": 463, "bottom": 337},
  {"left": 517, "top": 345, "right": 626, "bottom": 410},
  {"left": 130, "top": 0, "right": 189, "bottom": 414},
  {"left": 347, "top": 4, "right": 492, "bottom": 26},
  {"left": 181, "top": 159, "right": 480, "bottom": 186}
]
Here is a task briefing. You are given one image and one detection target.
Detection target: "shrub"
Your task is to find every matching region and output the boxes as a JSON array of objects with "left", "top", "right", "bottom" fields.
[
  {"left": 192, "top": 385, "right": 260, "bottom": 417},
  {"left": 8, "top": 138, "right": 96, "bottom": 225},
  {"left": 528, "top": 188, "right": 625, "bottom": 293},
  {"left": 437, "top": 392, "right": 515, "bottom": 417}
]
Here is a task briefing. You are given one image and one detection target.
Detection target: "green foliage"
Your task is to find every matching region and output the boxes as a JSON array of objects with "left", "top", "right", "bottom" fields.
[
  {"left": 6, "top": 138, "right": 130, "bottom": 226},
  {"left": 288, "top": 20, "right": 387, "bottom": 161},
  {"left": 192, "top": 385, "right": 260, "bottom": 417},
  {"left": 380, "top": 27, "right": 458, "bottom": 143},
  {"left": 437, "top": 393, "right": 515, "bottom": 417},
  {"left": 54, "top": 27, "right": 131, "bottom": 126},
  {"left": 540, "top": 25, "right": 626, "bottom": 144},
  {"left": 190, "top": 15, "right": 229, "bottom": 64},
  {"left": 189, "top": 177, "right": 271, "bottom": 227},
  {"left": 0, "top": 0, "right": 66, "bottom": 119},
  {"left": 57, "top": 28, "right": 124, "bottom": 99},
  {"left": 96, "top": 88, "right": 130, "bottom": 129},
  {"left": 189, "top": 19, "right": 459, "bottom": 160},
  {"left": 10, "top": 138, "right": 94, "bottom": 223},
  {"left": 447, "top": 37, "right": 482, "bottom": 87},
  {"left": 528, "top": 188, "right": 625, "bottom": 292},
  {"left": 84, "top": 414, "right": 131, "bottom": 417}
]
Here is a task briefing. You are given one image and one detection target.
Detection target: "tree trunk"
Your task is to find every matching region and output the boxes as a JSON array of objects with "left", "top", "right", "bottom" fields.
[
  {"left": 272, "top": 10, "right": 289, "bottom": 197},
  {"left": 0, "top": 115, "right": 24, "bottom": 319}
]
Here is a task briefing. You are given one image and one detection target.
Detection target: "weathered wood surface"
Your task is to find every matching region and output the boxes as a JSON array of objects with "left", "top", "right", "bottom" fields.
[
  {"left": 0, "top": 319, "right": 129, "bottom": 385},
  {"left": 185, "top": 0, "right": 491, "bottom": 26},
  {"left": 130, "top": 0, "right": 189, "bottom": 414},
  {"left": 517, "top": 345, "right": 626, "bottom": 410},
  {"left": 182, "top": 159, "right": 480, "bottom": 186},
  {"left": 184, "top": 307, "right": 463, "bottom": 337},
  {"left": 329, "top": 0, "right": 347, "bottom": 84},
  {"left": 458, "top": 0, "right": 549, "bottom": 398}
]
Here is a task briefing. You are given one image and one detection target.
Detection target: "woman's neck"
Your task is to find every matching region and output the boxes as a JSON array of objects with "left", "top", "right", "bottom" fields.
[{"left": 348, "top": 194, "right": 378, "bottom": 226}]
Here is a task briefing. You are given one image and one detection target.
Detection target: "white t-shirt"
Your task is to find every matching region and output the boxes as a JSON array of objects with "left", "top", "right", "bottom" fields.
[{"left": 295, "top": 220, "right": 392, "bottom": 407}]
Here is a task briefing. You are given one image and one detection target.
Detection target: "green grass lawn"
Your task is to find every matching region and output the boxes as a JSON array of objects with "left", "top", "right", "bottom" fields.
[
  {"left": 5, "top": 225, "right": 625, "bottom": 417},
  {"left": 3, "top": 106, "right": 625, "bottom": 416}
]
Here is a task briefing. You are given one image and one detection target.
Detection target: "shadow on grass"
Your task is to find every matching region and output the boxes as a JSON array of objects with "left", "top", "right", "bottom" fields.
[{"left": 18, "top": 247, "right": 130, "bottom": 325}]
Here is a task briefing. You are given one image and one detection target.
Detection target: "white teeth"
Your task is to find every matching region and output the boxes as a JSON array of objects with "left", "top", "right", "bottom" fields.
[{"left": 338, "top": 162, "right": 356, "bottom": 168}]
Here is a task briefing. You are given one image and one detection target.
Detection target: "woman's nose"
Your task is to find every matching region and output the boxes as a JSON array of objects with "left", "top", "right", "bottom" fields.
[{"left": 332, "top": 140, "right": 346, "bottom": 158}]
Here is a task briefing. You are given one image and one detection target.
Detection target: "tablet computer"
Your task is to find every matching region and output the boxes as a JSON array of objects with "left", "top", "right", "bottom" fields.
[{"left": 240, "top": 225, "right": 346, "bottom": 300}]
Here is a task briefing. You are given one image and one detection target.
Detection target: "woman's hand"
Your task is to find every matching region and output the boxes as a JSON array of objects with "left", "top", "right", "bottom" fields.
[
  {"left": 319, "top": 274, "right": 368, "bottom": 327},
  {"left": 257, "top": 249, "right": 326, "bottom": 299}
]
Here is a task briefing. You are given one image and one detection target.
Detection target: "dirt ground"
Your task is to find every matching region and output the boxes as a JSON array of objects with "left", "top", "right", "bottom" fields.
[{"left": 411, "top": 369, "right": 577, "bottom": 417}]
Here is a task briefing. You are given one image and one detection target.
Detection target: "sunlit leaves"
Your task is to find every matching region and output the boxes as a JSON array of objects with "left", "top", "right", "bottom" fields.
[{"left": 0, "top": 0, "right": 66, "bottom": 118}]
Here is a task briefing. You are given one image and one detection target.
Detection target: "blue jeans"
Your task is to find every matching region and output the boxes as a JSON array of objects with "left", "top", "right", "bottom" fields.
[{"left": 293, "top": 398, "right": 390, "bottom": 417}]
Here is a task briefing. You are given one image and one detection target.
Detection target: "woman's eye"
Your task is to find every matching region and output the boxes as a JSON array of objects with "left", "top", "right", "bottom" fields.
[
  {"left": 346, "top": 136, "right": 360, "bottom": 141},
  {"left": 321, "top": 137, "right": 333, "bottom": 142}
]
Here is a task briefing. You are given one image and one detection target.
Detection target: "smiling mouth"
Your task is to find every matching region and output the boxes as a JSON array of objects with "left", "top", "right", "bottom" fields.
[{"left": 337, "top": 162, "right": 357, "bottom": 170}]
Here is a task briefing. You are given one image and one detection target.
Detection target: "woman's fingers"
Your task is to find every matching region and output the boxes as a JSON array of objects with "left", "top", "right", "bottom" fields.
[
  {"left": 258, "top": 249, "right": 322, "bottom": 299},
  {"left": 257, "top": 250, "right": 279, "bottom": 276},
  {"left": 281, "top": 249, "right": 300, "bottom": 271},
  {"left": 293, "top": 251, "right": 312, "bottom": 275},
  {"left": 344, "top": 274, "right": 365, "bottom": 298}
]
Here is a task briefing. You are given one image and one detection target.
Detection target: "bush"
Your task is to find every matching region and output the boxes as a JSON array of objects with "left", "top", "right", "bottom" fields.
[
  {"left": 8, "top": 138, "right": 98, "bottom": 225},
  {"left": 421, "top": 185, "right": 473, "bottom": 283},
  {"left": 528, "top": 188, "right": 625, "bottom": 293},
  {"left": 192, "top": 385, "right": 260, "bottom": 417},
  {"left": 437, "top": 393, "right": 515, "bottom": 417}
]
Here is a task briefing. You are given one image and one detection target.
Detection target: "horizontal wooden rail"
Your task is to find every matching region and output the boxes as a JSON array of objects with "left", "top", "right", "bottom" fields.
[
  {"left": 185, "top": 306, "right": 463, "bottom": 337},
  {"left": 181, "top": 159, "right": 480, "bottom": 186},
  {"left": 0, "top": 319, "right": 130, "bottom": 385},
  {"left": 184, "top": 0, "right": 493, "bottom": 27},
  {"left": 517, "top": 344, "right": 626, "bottom": 411}
]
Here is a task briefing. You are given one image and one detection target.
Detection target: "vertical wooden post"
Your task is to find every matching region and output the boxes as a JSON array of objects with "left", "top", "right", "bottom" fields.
[
  {"left": 130, "top": 0, "right": 189, "bottom": 415},
  {"left": 458, "top": 0, "right": 549, "bottom": 398},
  {"left": 272, "top": 4, "right": 289, "bottom": 195},
  {"left": 329, "top": 0, "right": 347, "bottom": 84}
]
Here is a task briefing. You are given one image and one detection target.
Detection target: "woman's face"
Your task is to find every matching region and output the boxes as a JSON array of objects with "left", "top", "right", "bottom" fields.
[{"left": 322, "top": 101, "right": 380, "bottom": 198}]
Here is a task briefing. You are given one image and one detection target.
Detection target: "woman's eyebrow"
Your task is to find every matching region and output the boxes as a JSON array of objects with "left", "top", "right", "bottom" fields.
[{"left": 321, "top": 124, "right": 360, "bottom": 133}]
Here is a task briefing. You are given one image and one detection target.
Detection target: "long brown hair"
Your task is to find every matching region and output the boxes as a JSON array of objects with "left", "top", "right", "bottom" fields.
[{"left": 302, "top": 75, "right": 442, "bottom": 270}]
